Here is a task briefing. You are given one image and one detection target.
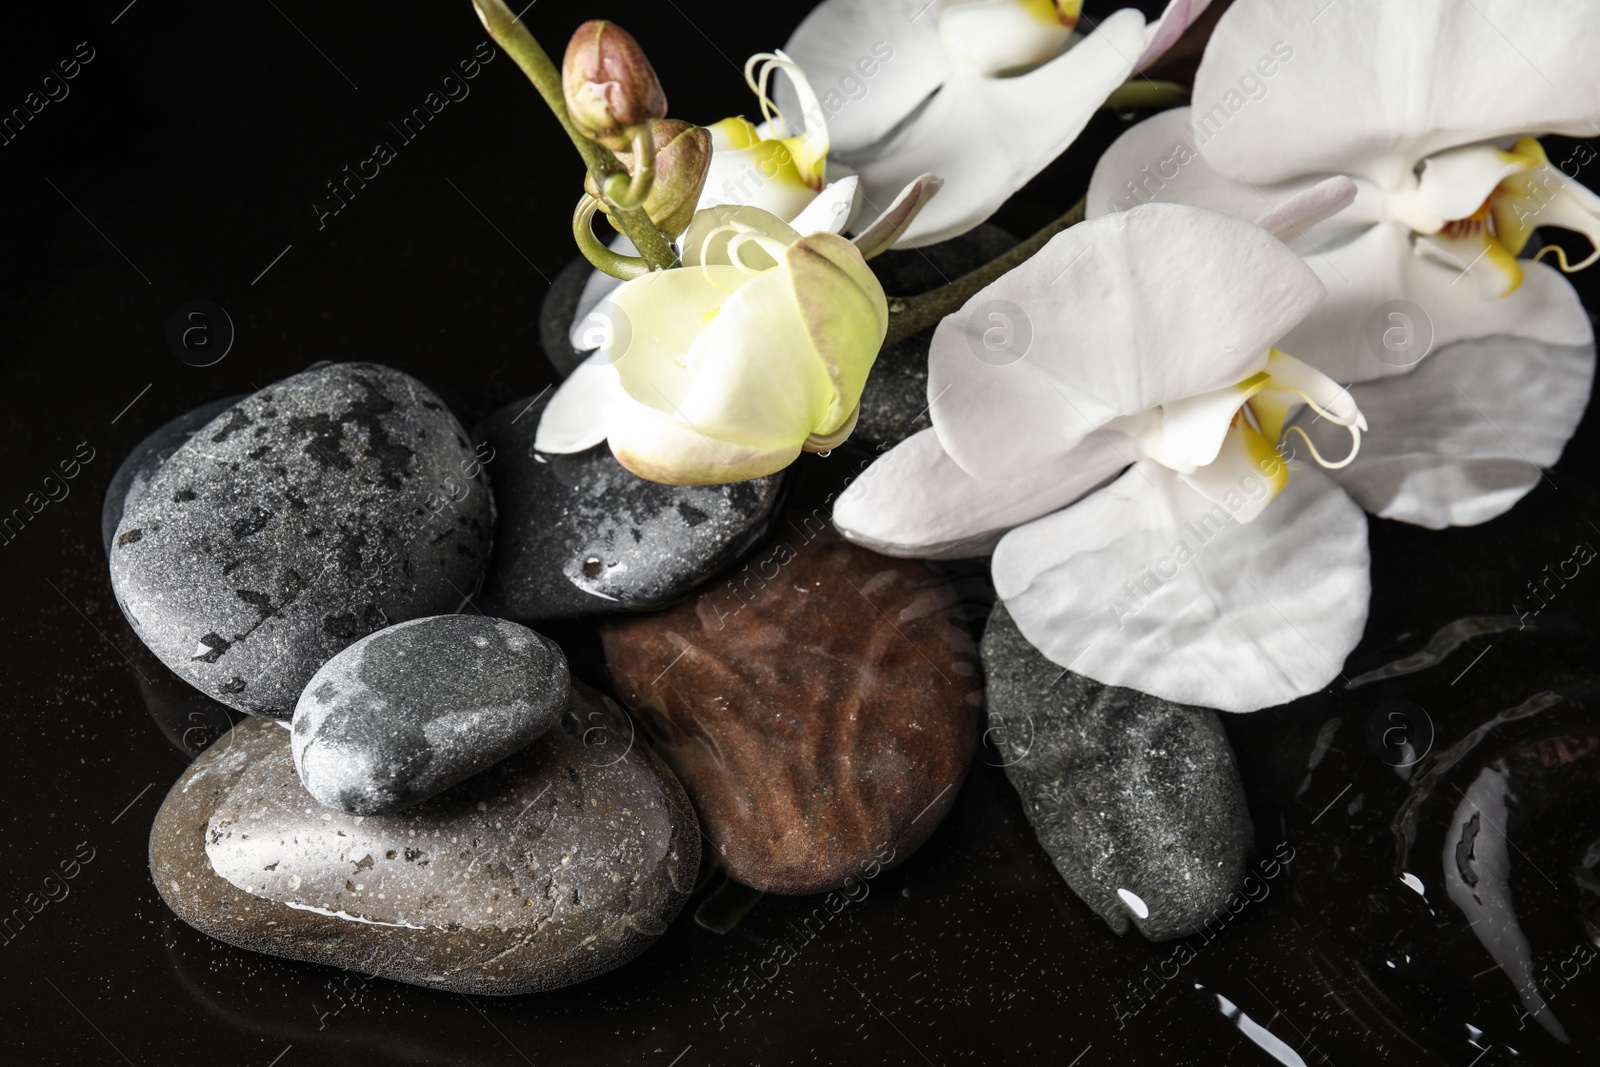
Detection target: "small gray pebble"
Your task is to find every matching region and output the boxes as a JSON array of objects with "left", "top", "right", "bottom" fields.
[{"left": 292, "top": 615, "right": 570, "bottom": 815}]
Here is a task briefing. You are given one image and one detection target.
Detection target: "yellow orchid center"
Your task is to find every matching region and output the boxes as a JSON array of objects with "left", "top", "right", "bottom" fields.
[
  {"left": 1023, "top": 0, "right": 1081, "bottom": 31},
  {"left": 1131, "top": 349, "right": 1365, "bottom": 522},
  {"left": 1427, "top": 137, "right": 1600, "bottom": 296},
  {"left": 939, "top": 0, "right": 1079, "bottom": 76},
  {"left": 707, "top": 52, "right": 829, "bottom": 193}
]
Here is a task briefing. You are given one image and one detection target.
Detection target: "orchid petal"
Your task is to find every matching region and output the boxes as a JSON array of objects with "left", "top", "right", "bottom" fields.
[
  {"left": 1135, "top": 0, "right": 1215, "bottom": 71},
  {"left": 1086, "top": 108, "right": 1378, "bottom": 249},
  {"left": 1278, "top": 221, "right": 1593, "bottom": 383},
  {"left": 700, "top": 141, "right": 821, "bottom": 222},
  {"left": 832, "top": 426, "right": 1133, "bottom": 559},
  {"left": 675, "top": 269, "right": 834, "bottom": 448},
  {"left": 843, "top": 8, "right": 1148, "bottom": 247},
  {"left": 993, "top": 461, "right": 1370, "bottom": 712},
  {"left": 1252, "top": 176, "right": 1360, "bottom": 242},
  {"left": 1415, "top": 142, "right": 1532, "bottom": 222},
  {"left": 928, "top": 203, "right": 1325, "bottom": 481},
  {"left": 607, "top": 402, "right": 802, "bottom": 486},
  {"left": 850, "top": 173, "right": 944, "bottom": 259},
  {"left": 1176, "top": 421, "right": 1286, "bottom": 524},
  {"left": 1142, "top": 374, "right": 1267, "bottom": 473},
  {"left": 1290, "top": 334, "right": 1596, "bottom": 529},
  {"left": 777, "top": 0, "right": 950, "bottom": 156},
  {"left": 788, "top": 175, "right": 861, "bottom": 235},
  {"left": 1194, "top": 0, "right": 1600, "bottom": 187},
  {"left": 534, "top": 357, "right": 616, "bottom": 454}
]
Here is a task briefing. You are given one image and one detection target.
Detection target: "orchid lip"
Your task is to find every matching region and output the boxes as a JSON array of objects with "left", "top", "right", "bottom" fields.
[{"left": 1133, "top": 347, "right": 1367, "bottom": 518}]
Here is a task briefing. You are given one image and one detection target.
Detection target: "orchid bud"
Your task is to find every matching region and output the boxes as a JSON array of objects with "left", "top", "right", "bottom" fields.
[
  {"left": 595, "top": 206, "right": 888, "bottom": 485},
  {"left": 562, "top": 20, "right": 667, "bottom": 151},
  {"left": 585, "top": 119, "right": 713, "bottom": 239}
]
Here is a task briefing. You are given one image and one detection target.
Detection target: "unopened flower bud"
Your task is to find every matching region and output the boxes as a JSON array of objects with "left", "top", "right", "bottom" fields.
[
  {"left": 586, "top": 119, "right": 713, "bottom": 238},
  {"left": 562, "top": 20, "right": 667, "bottom": 151}
]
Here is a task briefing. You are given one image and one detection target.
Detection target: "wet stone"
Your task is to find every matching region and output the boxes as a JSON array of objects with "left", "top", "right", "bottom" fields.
[
  {"left": 601, "top": 523, "right": 982, "bottom": 894},
  {"left": 101, "top": 395, "right": 246, "bottom": 554},
  {"left": 109, "top": 363, "right": 494, "bottom": 718},
  {"left": 149, "top": 683, "right": 699, "bottom": 994},
  {"left": 981, "top": 603, "right": 1255, "bottom": 941},
  {"left": 471, "top": 394, "right": 784, "bottom": 623},
  {"left": 292, "top": 615, "right": 571, "bottom": 815}
]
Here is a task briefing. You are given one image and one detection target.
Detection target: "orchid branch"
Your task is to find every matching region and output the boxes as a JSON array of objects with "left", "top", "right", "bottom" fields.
[
  {"left": 882, "top": 196, "right": 1086, "bottom": 348},
  {"left": 1102, "top": 80, "right": 1188, "bottom": 111},
  {"left": 472, "top": 0, "right": 681, "bottom": 271}
]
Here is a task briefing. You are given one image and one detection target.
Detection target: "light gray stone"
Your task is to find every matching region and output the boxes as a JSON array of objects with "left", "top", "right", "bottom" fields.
[
  {"left": 110, "top": 363, "right": 494, "bottom": 718},
  {"left": 292, "top": 614, "right": 570, "bottom": 815}
]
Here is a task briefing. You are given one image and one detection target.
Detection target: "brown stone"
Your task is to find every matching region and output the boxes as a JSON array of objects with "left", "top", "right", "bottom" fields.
[
  {"left": 600, "top": 522, "right": 981, "bottom": 894},
  {"left": 149, "top": 683, "right": 699, "bottom": 994}
]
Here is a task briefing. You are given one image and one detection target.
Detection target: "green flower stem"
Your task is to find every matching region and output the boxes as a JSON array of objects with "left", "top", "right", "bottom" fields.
[
  {"left": 472, "top": 0, "right": 681, "bottom": 271},
  {"left": 1102, "top": 79, "right": 1189, "bottom": 111},
  {"left": 573, "top": 196, "right": 650, "bottom": 280},
  {"left": 882, "top": 196, "right": 1086, "bottom": 349}
]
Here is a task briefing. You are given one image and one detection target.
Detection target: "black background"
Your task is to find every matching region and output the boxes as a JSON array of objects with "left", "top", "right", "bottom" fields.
[{"left": 3, "top": 2, "right": 1600, "bottom": 1065}]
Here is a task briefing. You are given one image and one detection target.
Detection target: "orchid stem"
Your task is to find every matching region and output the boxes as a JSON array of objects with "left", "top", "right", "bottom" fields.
[
  {"left": 574, "top": 196, "right": 650, "bottom": 280},
  {"left": 1102, "top": 79, "right": 1188, "bottom": 111},
  {"left": 882, "top": 196, "right": 1086, "bottom": 348},
  {"left": 472, "top": 0, "right": 681, "bottom": 271}
]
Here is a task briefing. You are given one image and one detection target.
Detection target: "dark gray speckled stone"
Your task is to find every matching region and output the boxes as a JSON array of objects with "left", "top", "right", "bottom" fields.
[
  {"left": 292, "top": 614, "right": 570, "bottom": 815},
  {"left": 150, "top": 682, "right": 699, "bottom": 994},
  {"left": 101, "top": 395, "right": 246, "bottom": 554},
  {"left": 981, "top": 604, "right": 1254, "bottom": 941},
  {"left": 470, "top": 394, "right": 784, "bottom": 622},
  {"left": 110, "top": 363, "right": 494, "bottom": 718}
]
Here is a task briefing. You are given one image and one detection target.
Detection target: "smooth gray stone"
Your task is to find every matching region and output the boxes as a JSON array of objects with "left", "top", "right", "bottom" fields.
[
  {"left": 101, "top": 395, "right": 246, "bottom": 554},
  {"left": 110, "top": 363, "right": 494, "bottom": 718},
  {"left": 292, "top": 615, "right": 570, "bottom": 815},
  {"left": 150, "top": 683, "right": 700, "bottom": 994},
  {"left": 470, "top": 395, "right": 784, "bottom": 622},
  {"left": 981, "top": 604, "right": 1254, "bottom": 941}
]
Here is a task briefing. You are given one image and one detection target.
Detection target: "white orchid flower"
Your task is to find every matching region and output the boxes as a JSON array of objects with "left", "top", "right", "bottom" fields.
[
  {"left": 568, "top": 51, "right": 938, "bottom": 352},
  {"left": 777, "top": 0, "right": 1214, "bottom": 248},
  {"left": 1085, "top": 0, "right": 1598, "bottom": 527},
  {"left": 539, "top": 206, "right": 888, "bottom": 485},
  {"left": 833, "top": 204, "right": 1373, "bottom": 713}
]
